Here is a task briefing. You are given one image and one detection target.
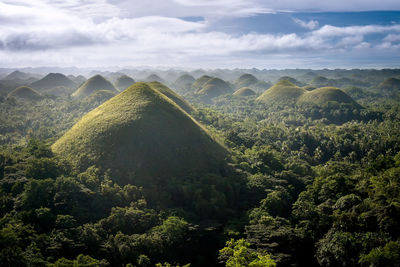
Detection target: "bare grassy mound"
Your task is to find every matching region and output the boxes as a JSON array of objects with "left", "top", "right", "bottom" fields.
[
  {"left": 52, "top": 82, "right": 228, "bottom": 187},
  {"left": 72, "top": 75, "right": 118, "bottom": 98}
]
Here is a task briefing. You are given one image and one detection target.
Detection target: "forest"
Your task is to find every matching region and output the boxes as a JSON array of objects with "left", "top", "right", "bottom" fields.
[{"left": 0, "top": 68, "right": 399, "bottom": 267}]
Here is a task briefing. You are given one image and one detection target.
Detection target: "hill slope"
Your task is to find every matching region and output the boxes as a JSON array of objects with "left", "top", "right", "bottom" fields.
[
  {"left": 52, "top": 83, "right": 228, "bottom": 192},
  {"left": 72, "top": 75, "right": 118, "bottom": 98},
  {"left": 147, "top": 82, "right": 194, "bottom": 113},
  {"left": 257, "top": 80, "right": 306, "bottom": 104}
]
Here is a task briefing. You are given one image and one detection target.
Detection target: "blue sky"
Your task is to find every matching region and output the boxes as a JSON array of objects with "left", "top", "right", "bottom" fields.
[{"left": 0, "top": 0, "right": 400, "bottom": 69}]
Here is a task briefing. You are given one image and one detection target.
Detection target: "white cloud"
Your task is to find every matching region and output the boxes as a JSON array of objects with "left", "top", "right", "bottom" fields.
[
  {"left": 383, "top": 34, "right": 400, "bottom": 42},
  {"left": 1, "top": 0, "right": 400, "bottom": 68},
  {"left": 293, "top": 18, "right": 319, "bottom": 30}
]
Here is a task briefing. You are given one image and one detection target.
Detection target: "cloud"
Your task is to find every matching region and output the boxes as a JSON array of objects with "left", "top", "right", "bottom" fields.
[
  {"left": 293, "top": 18, "right": 319, "bottom": 30},
  {"left": 1, "top": 0, "right": 400, "bottom": 68}
]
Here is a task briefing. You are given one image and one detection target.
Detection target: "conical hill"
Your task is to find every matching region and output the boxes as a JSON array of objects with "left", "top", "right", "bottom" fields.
[
  {"left": 52, "top": 83, "right": 228, "bottom": 188},
  {"left": 72, "top": 75, "right": 118, "bottom": 98},
  {"left": 297, "top": 87, "right": 361, "bottom": 108},
  {"left": 115, "top": 75, "right": 135, "bottom": 91},
  {"left": 256, "top": 80, "right": 306, "bottom": 104},
  {"left": 7, "top": 86, "right": 42, "bottom": 100},
  {"left": 233, "top": 87, "right": 256, "bottom": 97},
  {"left": 30, "top": 73, "right": 76, "bottom": 91}
]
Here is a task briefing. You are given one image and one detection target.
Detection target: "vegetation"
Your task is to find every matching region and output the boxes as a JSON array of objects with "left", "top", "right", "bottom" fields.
[{"left": 1, "top": 68, "right": 400, "bottom": 266}]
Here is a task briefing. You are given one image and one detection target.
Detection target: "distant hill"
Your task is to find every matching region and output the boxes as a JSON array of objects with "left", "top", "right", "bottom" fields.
[
  {"left": 7, "top": 86, "right": 42, "bottom": 101},
  {"left": 30, "top": 73, "right": 76, "bottom": 91},
  {"left": 192, "top": 75, "right": 212, "bottom": 90},
  {"left": 378, "top": 77, "right": 400, "bottom": 91},
  {"left": 235, "top": 74, "right": 258, "bottom": 88},
  {"left": 147, "top": 81, "right": 194, "bottom": 113},
  {"left": 174, "top": 74, "right": 195, "bottom": 90},
  {"left": 233, "top": 87, "right": 256, "bottom": 97},
  {"left": 298, "top": 87, "right": 362, "bottom": 108},
  {"left": 52, "top": 82, "right": 230, "bottom": 210},
  {"left": 68, "top": 75, "right": 87, "bottom": 86},
  {"left": 257, "top": 80, "right": 306, "bottom": 104},
  {"left": 197, "top": 77, "right": 233, "bottom": 100},
  {"left": 3, "top": 70, "right": 41, "bottom": 81},
  {"left": 115, "top": 75, "right": 135, "bottom": 91},
  {"left": 144, "top": 74, "right": 165, "bottom": 84},
  {"left": 72, "top": 75, "right": 118, "bottom": 98},
  {"left": 311, "top": 76, "right": 336, "bottom": 87},
  {"left": 278, "top": 76, "right": 304, "bottom": 86}
]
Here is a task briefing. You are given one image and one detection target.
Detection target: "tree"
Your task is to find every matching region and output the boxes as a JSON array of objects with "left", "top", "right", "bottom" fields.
[{"left": 219, "top": 239, "right": 276, "bottom": 267}]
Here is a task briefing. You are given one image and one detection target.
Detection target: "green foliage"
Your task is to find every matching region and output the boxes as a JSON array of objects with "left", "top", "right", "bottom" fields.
[
  {"left": 359, "top": 241, "right": 400, "bottom": 267},
  {"left": 49, "top": 254, "right": 108, "bottom": 267},
  {"left": 219, "top": 239, "right": 276, "bottom": 267}
]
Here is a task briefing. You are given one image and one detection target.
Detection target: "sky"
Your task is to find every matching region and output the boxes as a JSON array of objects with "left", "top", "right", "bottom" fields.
[{"left": 0, "top": 0, "right": 400, "bottom": 69}]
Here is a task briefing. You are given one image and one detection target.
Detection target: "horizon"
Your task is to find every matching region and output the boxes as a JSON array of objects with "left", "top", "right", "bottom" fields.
[{"left": 1, "top": 1, "right": 400, "bottom": 69}]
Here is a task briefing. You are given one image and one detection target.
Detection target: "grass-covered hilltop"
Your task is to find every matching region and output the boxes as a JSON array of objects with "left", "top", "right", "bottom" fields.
[
  {"left": 72, "top": 74, "right": 118, "bottom": 98},
  {"left": 52, "top": 83, "right": 232, "bottom": 208},
  {"left": 1, "top": 67, "right": 400, "bottom": 267}
]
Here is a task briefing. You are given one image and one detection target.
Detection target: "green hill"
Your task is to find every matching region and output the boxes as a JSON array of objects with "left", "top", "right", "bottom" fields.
[
  {"left": 52, "top": 83, "right": 229, "bottom": 209},
  {"left": 3, "top": 70, "right": 33, "bottom": 81},
  {"left": 257, "top": 80, "right": 306, "bottom": 104},
  {"left": 174, "top": 74, "right": 195, "bottom": 89},
  {"left": 196, "top": 78, "right": 233, "bottom": 101},
  {"left": 72, "top": 75, "right": 118, "bottom": 98},
  {"left": 115, "top": 75, "right": 135, "bottom": 91},
  {"left": 144, "top": 74, "right": 165, "bottom": 83},
  {"left": 192, "top": 75, "right": 212, "bottom": 90},
  {"left": 147, "top": 81, "right": 194, "bottom": 113},
  {"left": 298, "top": 87, "right": 361, "bottom": 107},
  {"left": 30, "top": 73, "right": 76, "bottom": 91},
  {"left": 378, "top": 77, "right": 400, "bottom": 91},
  {"left": 278, "top": 76, "right": 303, "bottom": 86},
  {"left": 7, "top": 86, "right": 42, "bottom": 100},
  {"left": 235, "top": 74, "right": 259, "bottom": 88},
  {"left": 233, "top": 87, "right": 256, "bottom": 97}
]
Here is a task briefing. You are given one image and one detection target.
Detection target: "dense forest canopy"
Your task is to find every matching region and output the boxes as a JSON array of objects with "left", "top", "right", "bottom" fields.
[{"left": 0, "top": 68, "right": 400, "bottom": 266}]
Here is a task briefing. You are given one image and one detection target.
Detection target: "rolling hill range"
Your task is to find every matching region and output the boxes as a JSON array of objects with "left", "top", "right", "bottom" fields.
[
  {"left": 30, "top": 73, "right": 76, "bottom": 91},
  {"left": 7, "top": 86, "right": 42, "bottom": 101},
  {"left": 52, "top": 83, "right": 229, "bottom": 208},
  {"left": 72, "top": 75, "right": 118, "bottom": 98}
]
